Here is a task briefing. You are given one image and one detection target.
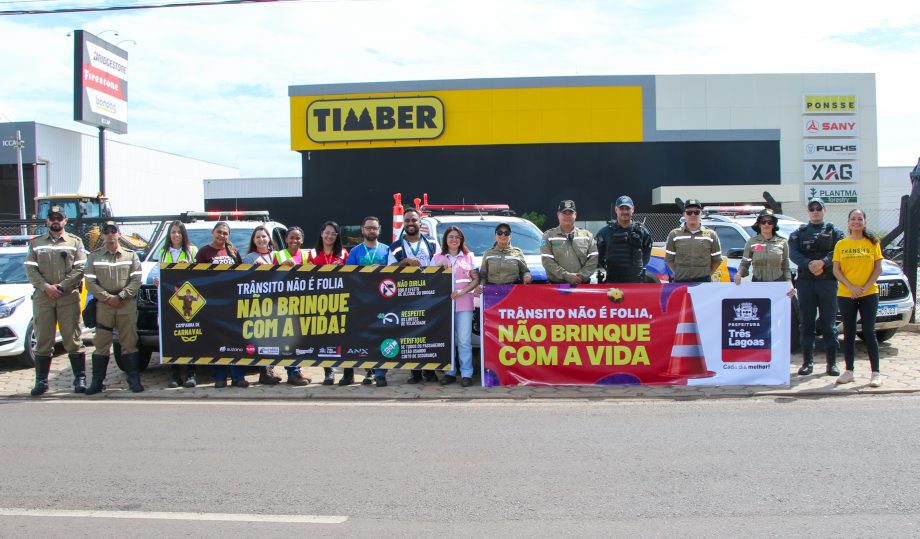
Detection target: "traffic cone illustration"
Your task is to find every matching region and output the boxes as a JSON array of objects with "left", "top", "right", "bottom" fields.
[
  {"left": 662, "top": 290, "right": 715, "bottom": 379},
  {"left": 392, "top": 193, "right": 404, "bottom": 242}
]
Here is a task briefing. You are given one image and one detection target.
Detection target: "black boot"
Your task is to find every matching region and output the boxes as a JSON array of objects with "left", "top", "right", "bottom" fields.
[
  {"left": 826, "top": 357, "right": 840, "bottom": 376},
  {"left": 168, "top": 365, "right": 182, "bottom": 388},
  {"left": 184, "top": 366, "right": 198, "bottom": 388},
  {"left": 69, "top": 352, "right": 86, "bottom": 393},
  {"left": 30, "top": 355, "right": 53, "bottom": 396},
  {"left": 323, "top": 367, "right": 335, "bottom": 385},
  {"left": 797, "top": 356, "right": 814, "bottom": 376},
  {"left": 124, "top": 352, "right": 144, "bottom": 393},
  {"left": 85, "top": 354, "right": 109, "bottom": 395}
]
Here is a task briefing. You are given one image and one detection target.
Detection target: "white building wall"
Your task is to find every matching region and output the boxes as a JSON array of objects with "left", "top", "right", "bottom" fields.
[
  {"left": 31, "top": 123, "right": 238, "bottom": 216},
  {"left": 204, "top": 177, "right": 301, "bottom": 199},
  {"left": 655, "top": 73, "right": 877, "bottom": 225}
]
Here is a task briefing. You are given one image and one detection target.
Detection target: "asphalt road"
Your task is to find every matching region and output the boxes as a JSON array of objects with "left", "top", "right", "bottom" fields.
[{"left": 1, "top": 396, "right": 919, "bottom": 537}]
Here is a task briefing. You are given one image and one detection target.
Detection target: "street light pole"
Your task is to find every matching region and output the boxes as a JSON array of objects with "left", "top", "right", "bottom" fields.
[{"left": 13, "top": 130, "right": 26, "bottom": 220}]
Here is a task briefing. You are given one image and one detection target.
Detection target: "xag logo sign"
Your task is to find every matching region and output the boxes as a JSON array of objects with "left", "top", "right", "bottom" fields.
[
  {"left": 307, "top": 96, "right": 444, "bottom": 143},
  {"left": 806, "top": 163, "right": 856, "bottom": 182}
]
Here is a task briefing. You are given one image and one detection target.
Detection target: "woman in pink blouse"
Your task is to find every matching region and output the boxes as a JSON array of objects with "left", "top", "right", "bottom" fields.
[{"left": 432, "top": 226, "right": 479, "bottom": 387}]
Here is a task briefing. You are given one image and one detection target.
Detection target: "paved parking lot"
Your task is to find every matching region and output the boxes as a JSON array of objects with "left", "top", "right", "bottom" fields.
[{"left": 2, "top": 327, "right": 918, "bottom": 400}]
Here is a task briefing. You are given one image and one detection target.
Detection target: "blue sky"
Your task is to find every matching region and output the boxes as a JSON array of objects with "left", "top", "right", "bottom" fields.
[{"left": 1, "top": 0, "right": 918, "bottom": 177}]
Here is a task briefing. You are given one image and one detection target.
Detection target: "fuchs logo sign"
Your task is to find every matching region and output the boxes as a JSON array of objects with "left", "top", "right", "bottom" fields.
[
  {"left": 307, "top": 96, "right": 444, "bottom": 143},
  {"left": 803, "top": 94, "right": 856, "bottom": 114},
  {"left": 803, "top": 139, "right": 858, "bottom": 160},
  {"left": 803, "top": 162, "right": 857, "bottom": 183},
  {"left": 803, "top": 116, "right": 858, "bottom": 137}
]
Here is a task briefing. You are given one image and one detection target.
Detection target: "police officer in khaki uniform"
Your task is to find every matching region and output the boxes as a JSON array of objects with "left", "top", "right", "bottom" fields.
[
  {"left": 23, "top": 205, "right": 87, "bottom": 396},
  {"left": 84, "top": 221, "right": 143, "bottom": 393},
  {"left": 540, "top": 200, "right": 598, "bottom": 284},
  {"left": 479, "top": 223, "right": 532, "bottom": 285},
  {"left": 664, "top": 199, "right": 723, "bottom": 282}
]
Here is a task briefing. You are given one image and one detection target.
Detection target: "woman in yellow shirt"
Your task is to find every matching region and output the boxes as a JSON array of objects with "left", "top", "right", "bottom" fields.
[{"left": 832, "top": 209, "right": 883, "bottom": 387}]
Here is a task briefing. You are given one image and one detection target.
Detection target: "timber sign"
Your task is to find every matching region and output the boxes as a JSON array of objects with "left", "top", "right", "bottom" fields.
[{"left": 306, "top": 96, "right": 444, "bottom": 143}]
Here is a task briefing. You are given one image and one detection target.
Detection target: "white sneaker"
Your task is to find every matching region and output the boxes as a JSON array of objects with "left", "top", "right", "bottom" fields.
[
  {"left": 869, "top": 372, "right": 882, "bottom": 387},
  {"left": 836, "top": 370, "right": 855, "bottom": 385}
]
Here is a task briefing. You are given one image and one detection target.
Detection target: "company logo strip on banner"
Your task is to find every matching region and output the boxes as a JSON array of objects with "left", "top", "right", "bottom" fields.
[
  {"left": 802, "top": 116, "right": 858, "bottom": 137},
  {"left": 803, "top": 162, "right": 858, "bottom": 183},
  {"left": 307, "top": 97, "right": 445, "bottom": 143},
  {"left": 291, "top": 86, "right": 644, "bottom": 150},
  {"left": 161, "top": 356, "right": 446, "bottom": 370},
  {"left": 803, "top": 95, "right": 856, "bottom": 114},
  {"left": 803, "top": 139, "right": 858, "bottom": 160}
]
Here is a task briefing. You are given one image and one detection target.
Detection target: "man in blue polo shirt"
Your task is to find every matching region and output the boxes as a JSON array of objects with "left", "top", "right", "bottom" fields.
[{"left": 342, "top": 216, "right": 390, "bottom": 386}]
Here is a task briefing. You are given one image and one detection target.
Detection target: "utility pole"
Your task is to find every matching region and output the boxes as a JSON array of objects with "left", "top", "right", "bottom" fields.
[{"left": 13, "top": 130, "right": 26, "bottom": 219}]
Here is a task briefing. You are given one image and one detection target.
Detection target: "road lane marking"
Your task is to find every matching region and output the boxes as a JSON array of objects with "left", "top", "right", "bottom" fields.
[{"left": 0, "top": 508, "right": 347, "bottom": 524}]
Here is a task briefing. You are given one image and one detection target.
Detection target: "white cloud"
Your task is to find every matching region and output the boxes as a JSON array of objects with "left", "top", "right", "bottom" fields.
[{"left": 1, "top": 0, "right": 918, "bottom": 175}]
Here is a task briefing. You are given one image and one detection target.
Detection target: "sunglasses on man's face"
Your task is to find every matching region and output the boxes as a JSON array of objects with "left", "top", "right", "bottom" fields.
[
  {"left": 684, "top": 210, "right": 701, "bottom": 216},
  {"left": 496, "top": 230, "right": 511, "bottom": 236},
  {"left": 48, "top": 216, "right": 64, "bottom": 222},
  {"left": 758, "top": 219, "right": 777, "bottom": 226},
  {"left": 808, "top": 206, "right": 823, "bottom": 212}
]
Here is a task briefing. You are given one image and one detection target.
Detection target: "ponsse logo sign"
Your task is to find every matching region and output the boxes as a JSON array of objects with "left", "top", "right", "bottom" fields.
[{"left": 307, "top": 96, "right": 444, "bottom": 143}]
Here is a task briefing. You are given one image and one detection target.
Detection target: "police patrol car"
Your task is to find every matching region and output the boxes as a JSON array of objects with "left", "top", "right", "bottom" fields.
[{"left": 711, "top": 206, "right": 914, "bottom": 343}]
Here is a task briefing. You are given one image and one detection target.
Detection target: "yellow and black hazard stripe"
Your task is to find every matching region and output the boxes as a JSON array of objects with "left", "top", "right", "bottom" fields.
[
  {"left": 163, "top": 263, "right": 450, "bottom": 274},
  {"left": 160, "top": 357, "right": 449, "bottom": 370}
]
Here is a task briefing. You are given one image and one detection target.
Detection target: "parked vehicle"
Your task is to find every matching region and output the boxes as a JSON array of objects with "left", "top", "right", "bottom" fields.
[{"left": 0, "top": 236, "right": 89, "bottom": 367}]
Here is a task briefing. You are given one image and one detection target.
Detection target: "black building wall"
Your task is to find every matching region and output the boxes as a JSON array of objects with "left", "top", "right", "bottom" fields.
[{"left": 207, "top": 139, "right": 779, "bottom": 234}]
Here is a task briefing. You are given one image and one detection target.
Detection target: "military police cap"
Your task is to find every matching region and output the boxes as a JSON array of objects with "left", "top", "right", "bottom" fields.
[
  {"left": 683, "top": 199, "right": 703, "bottom": 210},
  {"left": 558, "top": 200, "right": 577, "bottom": 212},
  {"left": 807, "top": 197, "right": 826, "bottom": 209},
  {"left": 101, "top": 221, "right": 119, "bottom": 233},
  {"left": 615, "top": 195, "right": 634, "bottom": 209},
  {"left": 48, "top": 205, "right": 66, "bottom": 218}
]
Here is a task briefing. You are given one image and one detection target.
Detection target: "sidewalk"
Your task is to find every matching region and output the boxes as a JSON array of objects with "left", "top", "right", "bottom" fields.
[{"left": 3, "top": 328, "right": 919, "bottom": 400}]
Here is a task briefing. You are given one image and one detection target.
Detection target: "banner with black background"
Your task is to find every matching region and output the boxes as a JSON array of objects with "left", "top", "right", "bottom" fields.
[{"left": 159, "top": 263, "right": 453, "bottom": 370}]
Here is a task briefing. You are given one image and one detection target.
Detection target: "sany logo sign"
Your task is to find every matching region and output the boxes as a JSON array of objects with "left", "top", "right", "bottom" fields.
[
  {"left": 803, "top": 116, "right": 858, "bottom": 137},
  {"left": 804, "top": 162, "right": 857, "bottom": 183},
  {"left": 307, "top": 96, "right": 444, "bottom": 143}
]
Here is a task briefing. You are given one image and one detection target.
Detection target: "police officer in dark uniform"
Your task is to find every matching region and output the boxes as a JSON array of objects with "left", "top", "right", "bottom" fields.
[
  {"left": 789, "top": 197, "right": 845, "bottom": 376},
  {"left": 595, "top": 195, "right": 653, "bottom": 283}
]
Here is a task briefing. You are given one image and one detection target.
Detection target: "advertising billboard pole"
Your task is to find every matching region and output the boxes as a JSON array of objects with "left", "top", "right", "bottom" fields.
[{"left": 98, "top": 126, "right": 106, "bottom": 195}]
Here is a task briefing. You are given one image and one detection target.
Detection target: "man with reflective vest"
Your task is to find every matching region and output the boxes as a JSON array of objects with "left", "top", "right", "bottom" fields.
[
  {"left": 23, "top": 205, "right": 87, "bottom": 395},
  {"left": 83, "top": 221, "right": 144, "bottom": 394},
  {"left": 595, "top": 195, "right": 653, "bottom": 283},
  {"left": 388, "top": 208, "right": 439, "bottom": 385},
  {"left": 789, "top": 197, "right": 845, "bottom": 376},
  {"left": 665, "top": 199, "right": 722, "bottom": 282},
  {"left": 540, "top": 200, "right": 598, "bottom": 284}
]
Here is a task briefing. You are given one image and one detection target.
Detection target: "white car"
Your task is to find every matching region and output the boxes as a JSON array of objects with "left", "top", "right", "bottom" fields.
[
  {"left": 706, "top": 210, "right": 914, "bottom": 343},
  {"left": 0, "top": 239, "right": 92, "bottom": 367},
  {"left": 418, "top": 210, "right": 548, "bottom": 283}
]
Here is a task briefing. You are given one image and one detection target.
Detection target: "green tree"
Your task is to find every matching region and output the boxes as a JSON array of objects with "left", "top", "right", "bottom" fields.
[{"left": 521, "top": 211, "right": 547, "bottom": 229}]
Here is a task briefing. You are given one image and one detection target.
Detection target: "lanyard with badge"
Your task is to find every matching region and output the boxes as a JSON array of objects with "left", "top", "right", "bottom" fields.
[{"left": 361, "top": 243, "right": 379, "bottom": 265}]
